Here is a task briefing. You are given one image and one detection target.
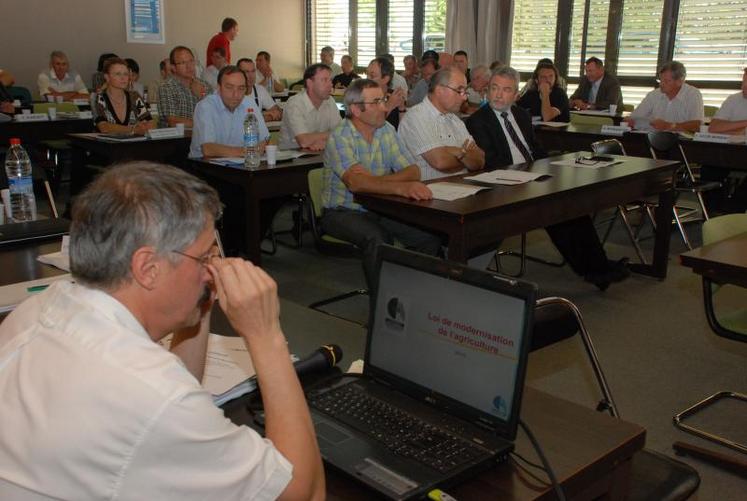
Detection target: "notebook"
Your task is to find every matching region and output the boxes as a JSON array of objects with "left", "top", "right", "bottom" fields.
[{"left": 305, "top": 245, "right": 537, "bottom": 499}]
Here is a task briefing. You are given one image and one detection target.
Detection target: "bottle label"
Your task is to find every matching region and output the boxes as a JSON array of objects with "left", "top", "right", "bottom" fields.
[
  {"left": 8, "top": 176, "right": 33, "bottom": 194},
  {"left": 244, "top": 132, "right": 259, "bottom": 146}
]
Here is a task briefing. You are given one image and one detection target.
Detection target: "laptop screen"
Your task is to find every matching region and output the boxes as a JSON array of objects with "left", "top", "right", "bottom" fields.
[{"left": 367, "top": 248, "right": 535, "bottom": 436}]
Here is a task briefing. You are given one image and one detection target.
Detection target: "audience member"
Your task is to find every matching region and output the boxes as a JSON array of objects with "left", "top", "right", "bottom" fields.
[
  {"left": 202, "top": 47, "right": 229, "bottom": 90},
  {"left": 38, "top": 50, "right": 89, "bottom": 100},
  {"left": 402, "top": 54, "right": 421, "bottom": 90},
  {"left": 237, "top": 58, "right": 283, "bottom": 122},
  {"left": 0, "top": 69, "right": 15, "bottom": 113},
  {"left": 321, "top": 78, "right": 440, "bottom": 287},
  {"left": 206, "top": 17, "right": 238, "bottom": 65},
  {"left": 125, "top": 58, "right": 145, "bottom": 98},
  {"left": 466, "top": 66, "right": 630, "bottom": 289},
  {"left": 569, "top": 57, "right": 623, "bottom": 111},
  {"left": 628, "top": 61, "right": 703, "bottom": 132},
  {"left": 279, "top": 63, "right": 340, "bottom": 150},
  {"left": 399, "top": 67, "right": 484, "bottom": 180},
  {"left": 190, "top": 66, "right": 269, "bottom": 159},
  {"left": 382, "top": 53, "right": 408, "bottom": 94},
  {"left": 91, "top": 52, "right": 118, "bottom": 92},
  {"left": 366, "top": 57, "right": 405, "bottom": 128},
  {"left": 517, "top": 60, "right": 570, "bottom": 122},
  {"left": 453, "top": 50, "right": 470, "bottom": 82},
  {"left": 157, "top": 46, "right": 210, "bottom": 127},
  {"left": 0, "top": 162, "right": 325, "bottom": 500},
  {"left": 320, "top": 46, "right": 342, "bottom": 77},
  {"left": 519, "top": 58, "right": 567, "bottom": 95},
  {"left": 332, "top": 55, "right": 360, "bottom": 89},
  {"left": 406, "top": 58, "right": 438, "bottom": 107},
  {"left": 148, "top": 58, "right": 172, "bottom": 105},
  {"left": 710, "top": 68, "right": 747, "bottom": 134},
  {"left": 94, "top": 58, "right": 154, "bottom": 135},
  {"left": 489, "top": 60, "right": 504, "bottom": 72},
  {"left": 256, "top": 51, "right": 285, "bottom": 93},
  {"left": 464, "top": 64, "right": 490, "bottom": 112}
]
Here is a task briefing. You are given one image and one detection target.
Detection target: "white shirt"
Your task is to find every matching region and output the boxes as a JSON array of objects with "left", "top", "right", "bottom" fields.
[
  {"left": 279, "top": 90, "right": 341, "bottom": 149},
  {"left": 714, "top": 91, "right": 747, "bottom": 121},
  {"left": 391, "top": 72, "right": 409, "bottom": 94},
  {"left": 589, "top": 77, "right": 602, "bottom": 104},
  {"left": 398, "top": 96, "right": 473, "bottom": 180},
  {"left": 0, "top": 281, "right": 292, "bottom": 500},
  {"left": 37, "top": 68, "right": 89, "bottom": 96},
  {"left": 248, "top": 83, "right": 277, "bottom": 111},
  {"left": 202, "top": 65, "right": 219, "bottom": 90},
  {"left": 493, "top": 107, "right": 533, "bottom": 165},
  {"left": 630, "top": 82, "right": 704, "bottom": 125}
]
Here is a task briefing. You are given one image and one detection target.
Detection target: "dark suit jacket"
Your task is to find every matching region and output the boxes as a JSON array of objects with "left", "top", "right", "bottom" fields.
[
  {"left": 569, "top": 72, "right": 623, "bottom": 110},
  {"left": 466, "top": 104, "right": 547, "bottom": 168}
]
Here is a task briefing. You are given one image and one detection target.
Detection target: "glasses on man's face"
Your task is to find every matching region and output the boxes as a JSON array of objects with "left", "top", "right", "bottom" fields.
[
  {"left": 354, "top": 96, "right": 389, "bottom": 106},
  {"left": 441, "top": 84, "right": 468, "bottom": 96},
  {"left": 172, "top": 245, "right": 221, "bottom": 267},
  {"left": 174, "top": 59, "right": 195, "bottom": 67}
]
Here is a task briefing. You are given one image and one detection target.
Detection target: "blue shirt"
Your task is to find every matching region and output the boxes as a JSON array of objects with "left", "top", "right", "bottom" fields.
[{"left": 189, "top": 93, "right": 269, "bottom": 158}]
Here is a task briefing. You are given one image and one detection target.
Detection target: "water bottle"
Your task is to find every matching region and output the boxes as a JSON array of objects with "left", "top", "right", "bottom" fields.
[
  {"left": 244, "top": 108, "right": 261, "bottom": 169},
  {"left": 4, "top": 138, "right": 37, "bottom": 222}
]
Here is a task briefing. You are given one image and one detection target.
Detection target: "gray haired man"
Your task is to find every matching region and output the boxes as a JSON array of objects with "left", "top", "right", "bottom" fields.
[{"left": 0, "top": 162, "right": 325, "bottom": 500}]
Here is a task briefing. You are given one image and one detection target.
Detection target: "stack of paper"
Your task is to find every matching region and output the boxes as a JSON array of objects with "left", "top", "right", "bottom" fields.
[
  {"left": 466, "top": 170, "right": 550, "bottom": 185},
  {"left": 427, "top": 182, "right": 489, "bottom": 201}
]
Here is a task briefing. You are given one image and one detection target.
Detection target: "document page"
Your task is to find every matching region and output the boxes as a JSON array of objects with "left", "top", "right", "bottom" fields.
[
  {"left": 428, "top": 182, "right": 489, "bottom": 201},
  {"left": 466, "top": 169, "right": 549, "bottom": 184}
]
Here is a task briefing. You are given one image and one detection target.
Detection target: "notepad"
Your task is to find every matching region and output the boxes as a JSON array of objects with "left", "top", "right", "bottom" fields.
[{"left": 466, "top": 169, "right": 549, "bottom": 184}]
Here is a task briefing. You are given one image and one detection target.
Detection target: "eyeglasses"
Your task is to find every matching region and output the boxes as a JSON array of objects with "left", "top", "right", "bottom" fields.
[
  {"left": 353, "top": 96, "right": 389, "bottom": 106},
  {"left": 440, "top": 84, "right": 468, "bottom": 96},
  {"left": 174, "top": 59, "right": 195, "bottom": 66},
  {"left": 172, "top": 245, "right": 220, "bottom": 267}
]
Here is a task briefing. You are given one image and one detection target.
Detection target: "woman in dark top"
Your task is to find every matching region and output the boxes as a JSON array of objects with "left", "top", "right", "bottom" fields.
[
  {"left": 94, "top": 58, "right": 154, "bottom": 135},
  {"left": 517, "top": 61, "right": 570, "bottom": 122},
  {"left": 365, "top": 56, "right": 405, "bottom": 129}
]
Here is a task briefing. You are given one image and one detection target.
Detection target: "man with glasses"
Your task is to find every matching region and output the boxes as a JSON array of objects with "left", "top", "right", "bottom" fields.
[
  {"left": 237, "top": 57, "right": 283, "bottom": 122},
  {"left": 158, "top": 46, "right": 210, "bottom": 127},
  {"left": 0, "top": 162, "right": 325, "bottom": 499},
  {"left": 627, "top": 61, "right": 703, "bottom": 132},
  {"left": 399, "top": 67, "right": 485, "bottom": 180},
  {"left": 321, "top": 79, "right": 441, "bottom": 287}
]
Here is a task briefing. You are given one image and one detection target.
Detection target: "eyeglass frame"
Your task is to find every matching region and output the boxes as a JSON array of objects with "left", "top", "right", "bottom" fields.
[
  {"left": 440, "top": 84, "right": 469, "bottom": 96},
  {"left": 351, "top": 95, "right": 390, "bottom": 106},
  {"left": 172, "top": 245, "right": 220, "bottom": 266}
]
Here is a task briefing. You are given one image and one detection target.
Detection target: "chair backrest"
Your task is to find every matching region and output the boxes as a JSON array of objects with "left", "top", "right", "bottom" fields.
[
  {"left": 307, "top": 168, "right": 324, "bottom": 220},
  {"left": 570, "top": 113, "right": 614, "bottom": 126},
  {"left": 622, "top": 104, "right": 634, "bottom": 112},
  {"left": 591, "top": 138, "right": 627, "bottom": 156},
  {"left": 703, "top": 105, "right": 719, "bottom": 118},
  {"left": 7, "top": 86, "right": 32, "bottom": 106},
  {"left": 33, "top": 102, "right": 80, "bottom": 114},
  {"left": 646, "top": 131, "right": 694, "bottom": 183},
  {"left": 702, "top": 214, "right": 747, "bottom": 246}
]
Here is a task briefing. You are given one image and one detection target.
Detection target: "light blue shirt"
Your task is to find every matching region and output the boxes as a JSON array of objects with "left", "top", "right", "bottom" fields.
[{"left": 189, "top": 93, "right": 270, "bottom": 158}]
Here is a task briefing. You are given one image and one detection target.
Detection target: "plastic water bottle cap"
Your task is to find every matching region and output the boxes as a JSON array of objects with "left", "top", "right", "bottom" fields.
[{"left": 9, "top": 138, "right": 21, "bottom": 146}]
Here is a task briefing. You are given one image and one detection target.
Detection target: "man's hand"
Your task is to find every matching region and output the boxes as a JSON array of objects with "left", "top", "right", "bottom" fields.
[
  {"left": 387, "top": 88, "right": 406, "bottom": 112},
  {"left": 570, "top": 98, "right": 587, "bottom": 110},
  {"left": 208, "top": 258, "right": 283, "bottom": 342},
  {"left": 397, "top": 181, "right": 433, "bottom": 200},
  {"left": 190, "top": 79, "right": 207, "bottom": 99},
  {"left": 1, "top": 102, "right": 14, "bottom": 114},
  {"left": 134, "top": 121, "right": 155, "bottom": 135},
  {"left": 263, "top": 107, "right": 282, "bottom": 121},
  {"left": 651, "top": 118, "right": 673, "bottom": 130}
]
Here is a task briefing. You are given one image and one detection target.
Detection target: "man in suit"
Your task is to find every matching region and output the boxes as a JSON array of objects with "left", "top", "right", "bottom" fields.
[
  {"left": 570, "top": 57, "right": 623, "bottom": 111},
  {"left": 466, "top": 66, "right": 629, "bottom": 290}
]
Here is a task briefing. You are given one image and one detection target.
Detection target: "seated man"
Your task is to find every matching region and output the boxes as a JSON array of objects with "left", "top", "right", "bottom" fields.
[
  {"left": 709, "top": 68, "right": 747, "bottom": 134},
  {"left": 202, "top": 47, "right": 229, "bottom": 90},
  {"left": 366, "top": 56, "right": 405, "bottom": 129},
  {"left": 464, "top": 64, "right": 490, "bottom": 113},
  {"left": 256, "top": 51, "right": 285, "bottom": 93},
  {"left": 279, "top": 63, "right": 341, "bottom": 150},
  {"left": 37, "top": 50, "right": 89, "bottom": 100},
  {"left": 402, "top": 54, "right": 421, "bottom": 90},
  {"left": 237, "top": 57, "right": 283, "bottom": 122},
  {"left": 382, "top": 53, "right": 408, "bottom": 94},
  {"left": 466, "top": 66, "right": 629, "bottom": 289},
  {"left": 322, "top": 78, "right": 441, "bottom": 287},
  {"left": 0, "top": 162, "right": 324, "bottom": 499},
  {"left": 158, "top": 46, "right": 210, "bottom": 127},
  {"left": 628, "top": 61, "right": 703, "bottom": 132},
  {"left": 406, "top": 57, "right": 439, "bottom": 107},
  {"left": 0, "top": 68, "right": 15, "bottom": 113},
  {"left": 147, "top": 58, "right": 172, "bottom": 105},
  {"left": 320, "top": 46, "right": 342, "bottom": 77},
  {"left": 399, "top": 67, "right": 485, "bottom": 181},
  {"left": 570, "top": 56, "right": 623, "bottom": 111},
  {"left": 453, "top": 50, "right": 471, "bottom": 83},
  {"left": 517, "top": 60, "right": 570, "bottom": 122},
  {"left": 190, "top": 65, "right": 269, "bottom": 158},
  {"left": 332, "top": 55, "right": 360, "bottom": 89}
]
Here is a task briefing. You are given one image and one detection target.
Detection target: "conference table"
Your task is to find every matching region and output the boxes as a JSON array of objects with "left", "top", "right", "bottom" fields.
[
  {"left": 0, "top": 117, "right": 93, "bottom": 145},
  {"left": 67, "top": 132, "right": 191, "bottom": 166},
  {"left": 187, "top": 154, "right": 324, "bottom": 264},
  {"left": 356, "top": 153, "right": 680, "bottom": 278},
  {"left": 679, "top": 231, "right": 747, "bottom": 289}
]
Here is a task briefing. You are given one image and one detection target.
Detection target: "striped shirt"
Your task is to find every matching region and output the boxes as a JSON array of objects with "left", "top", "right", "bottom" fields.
[
  {"left": 157, "top": 76, "right": 210, "bottom": 127},
  {"left": 322, "top": 119, "right": 412, "bottom": 211}
]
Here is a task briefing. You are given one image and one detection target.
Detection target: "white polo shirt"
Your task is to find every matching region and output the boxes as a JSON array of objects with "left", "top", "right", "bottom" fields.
[
  {"left": 714, "top": 91, "right": 747, "bottom": 121},
  {"left": 630, "top": 82, "right": 704, "bottom": 124},
  {"left": 279, "top": 90, "right": 341, "bottom": 149},
  {"left": 37, "top": 68, "right": 89, "bottom": 96}
]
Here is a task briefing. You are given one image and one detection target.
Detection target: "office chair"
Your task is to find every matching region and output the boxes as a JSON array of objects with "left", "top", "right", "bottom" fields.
[
  {"left": 533, "top": 296, "right": 701, "bottom": 500},
  {"left": 7, "top": 86, "right": 32, "bottom": 106},
  {"left": 646, "top": 131, "right": 721, "bottom": 249},
  {"left": 673, "top": 214, "right": 747, "bottom": 456},
  {"left": 305, "top": 168, "right": 368, "bottom": 322}
]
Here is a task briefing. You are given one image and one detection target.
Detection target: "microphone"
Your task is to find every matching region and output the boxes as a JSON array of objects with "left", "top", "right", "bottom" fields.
[{"left": 293, "top": 344, "right": 343, "bottom": 380}]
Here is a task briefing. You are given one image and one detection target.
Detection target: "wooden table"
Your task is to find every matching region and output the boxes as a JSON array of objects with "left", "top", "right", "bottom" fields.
[
  {"left": 67, "top": 132, "right": 191, "bottom": 166},
  {"left": 357, "top": 154, "right": 680, "bottom": 278},
  {"left": 680, "top": 232, "right": 747, "bottom": 290},
  {"left": 1, "top": 118, "right": 93, "bottom": 145},
  {"left": 187, "top": 155, "right": 324, "bottom": 264}
]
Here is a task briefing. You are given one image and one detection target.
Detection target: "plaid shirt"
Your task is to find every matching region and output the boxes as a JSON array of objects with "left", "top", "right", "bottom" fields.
[
  {"left": 157, "top": 76, "right": 210, "bottom": 126},
  {"left": 322, "top": 119, "right": 412, "bottom": 211}
]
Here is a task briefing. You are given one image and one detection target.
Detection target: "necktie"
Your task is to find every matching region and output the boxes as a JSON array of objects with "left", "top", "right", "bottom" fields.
[{"left": 500, "top": 111, "right": 533, "bottom": 163}]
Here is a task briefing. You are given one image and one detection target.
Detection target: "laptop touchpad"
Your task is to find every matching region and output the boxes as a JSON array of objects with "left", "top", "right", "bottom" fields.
[{"left": 316, "top": 421, "right": 352, "bottom": 444}]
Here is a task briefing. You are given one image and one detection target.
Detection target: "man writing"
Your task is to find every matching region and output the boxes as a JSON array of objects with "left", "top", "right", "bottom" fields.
[
  {"left": 237, "top": 57, "right": 283, "bottom": 122},
  {"left": 0, "top": 162, "right": 324, "bottom": 499},
  {"left": 279, "top": 63, "right": 341, "bottom": 150},
  {"left": 322, "top": 78, "right": 441, "bottom": 287},
  {"left": 569, "top": 57, "right": 623, "bottom": 111},
  {"left": 399, "top": 67, "right": 485, "bottom": 180},
  {"left": 466, "top": 66, "right": 629, "bottom": 289},
  {"left": 158, "top": 46, "right": 210, "bottom": 127}
]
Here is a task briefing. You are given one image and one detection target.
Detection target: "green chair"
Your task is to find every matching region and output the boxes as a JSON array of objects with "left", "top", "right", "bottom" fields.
[
  {"left": 570, "top": 113, "right": 613, "bottom": 126},
  {"left": 673, "top": 214, "right": 747, "bottom": 455},
  {"left": 703, "top": 105, "right": 719, "bottom": 118},
  {"left": 623, "top": 104, "right": 634, "bottom": 112},
  {"left": 33, "top": 102, "right": 80, "bottom": 114}
]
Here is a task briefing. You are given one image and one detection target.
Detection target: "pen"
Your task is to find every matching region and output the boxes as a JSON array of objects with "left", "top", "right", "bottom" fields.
[{"left": 27, "top": 285, "right": 50, "bottom": 293}]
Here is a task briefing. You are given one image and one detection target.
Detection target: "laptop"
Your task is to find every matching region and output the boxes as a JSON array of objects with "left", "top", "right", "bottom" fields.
[
  {"left": 0, "top": 218, "right": 70, "bottom": 246},
  {"left": 305, "top": 245, "right": 537, "bottom": 499}
]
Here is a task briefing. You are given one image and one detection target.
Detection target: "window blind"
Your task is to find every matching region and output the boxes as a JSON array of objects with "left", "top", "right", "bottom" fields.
[
  {"left": 569, "top": 0, "right": 611, "bottom": 76},
  {"left": 510, "top": 0, "right": 560, "bottom": 72},
  {"left": 310, "top": 0, "right": 350, "bottom": 62},
  {"left": 357, "top": 0, "right": 378, "bottom": 67},
  {"left": 617, "top": 0, "right": 664, "bottom": 76},
  {"left": 388, "top": 0, "right": 416, "bottom": 69}
]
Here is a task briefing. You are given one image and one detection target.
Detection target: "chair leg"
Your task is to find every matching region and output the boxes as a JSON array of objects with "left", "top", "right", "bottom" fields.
[
  {"left": 600, "top": 207, "right": 620, "bottom": 245},
  {"left": 672, "top": 206, "right": 693, "bottom": 250},
  {"left": 673, "top": 391, "right": 747, "bottom": 455},
  {"left": 618, "top": 205, "right": 648, "bottom": 265}
]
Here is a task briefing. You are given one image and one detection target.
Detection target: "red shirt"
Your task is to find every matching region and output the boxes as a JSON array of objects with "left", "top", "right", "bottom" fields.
[{"left": 206, "top": 32, "right": 231, "bottom": 65}]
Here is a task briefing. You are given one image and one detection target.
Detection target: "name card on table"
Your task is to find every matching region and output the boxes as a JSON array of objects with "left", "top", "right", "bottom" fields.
[
  {"left": 692, "top": 132, "right": 746, "bottom": 144},
  {"left": 13, "top": 113, "right": 49, "bottom": 122},
  {"left": 146, "top": 127, "right": 182, "bottom": 139},
  {"left": 601, "top": 124, "right": 631, "bottom": 136},
  {"left": 72, "top": 98, "right": 89, "bottom": 106}
]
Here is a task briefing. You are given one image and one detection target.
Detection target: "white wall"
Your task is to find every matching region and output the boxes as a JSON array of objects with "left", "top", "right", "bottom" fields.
[{"left": 0, "top": 0, "right": 306, "bottom": 96}]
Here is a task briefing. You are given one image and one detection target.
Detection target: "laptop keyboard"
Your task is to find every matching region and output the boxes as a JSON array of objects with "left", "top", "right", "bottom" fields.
[{"left": 310, "top": 383, "right": 488, "bottom": 473}]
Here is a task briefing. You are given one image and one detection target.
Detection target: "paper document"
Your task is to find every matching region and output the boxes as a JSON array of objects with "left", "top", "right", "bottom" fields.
[
  {"left": 202, "top": 334, "right": 256, "bottom": 397},
  {"left": 37, "top": 252, "right": 70, "bottom": 271},
  {"left": 428, "top": 182, "right": 489, "bottom": 201},
  {"left": 0, "top": 274, "right": 72, "bottom": 313},
  {"left": 536, "top": 121, "right": 569, "bottom": 127},
  {"left": 572, "top": 110, "right": 614, "bottom": 116},
  {"left": 551, "top": 158, "right": 622, "bottom": 169},
  {"left": 210, "top": 150, "right": 309, "bottom": 166},
  {"left": 467, "top": 170, "right": 549, "bottom": 185}
]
